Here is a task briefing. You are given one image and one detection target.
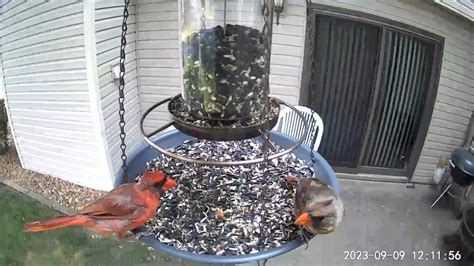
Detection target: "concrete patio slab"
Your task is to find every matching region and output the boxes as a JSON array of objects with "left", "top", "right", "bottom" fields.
[{"left": 248, "top": 179, "right": 467, "bottom": 266}]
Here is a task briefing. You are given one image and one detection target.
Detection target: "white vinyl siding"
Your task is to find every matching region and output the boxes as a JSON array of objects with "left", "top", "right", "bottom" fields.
[
  {"left": 136, "top": 0, "right": 180, "bottom": 133},
  {"left": 95, "top": 0, "right": 143, "bottom": 178},
  {"left": 0, "top": 0, "right": 471, "bottom": 188},
  {"left": 0, "top": 1, "right": 113, "bottom": 190},
  {"left": 433, "top": 0, "right": 474, "bottom": 22}
]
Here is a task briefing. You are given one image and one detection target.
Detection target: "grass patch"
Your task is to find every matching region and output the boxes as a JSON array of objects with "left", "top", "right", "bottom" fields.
[{"left": 0, "top": 184, "right": 199, "bottom": 266}]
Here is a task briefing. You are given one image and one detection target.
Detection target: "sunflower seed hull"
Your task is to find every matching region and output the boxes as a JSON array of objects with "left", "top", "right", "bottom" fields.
[{"left": 144, "top": 139, "right": 314, "bottom": 256}]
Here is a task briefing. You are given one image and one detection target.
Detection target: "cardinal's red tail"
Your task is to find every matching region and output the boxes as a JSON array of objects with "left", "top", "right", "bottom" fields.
[{"left": 24, "top": 215, "right": 91, "bottom": 232}]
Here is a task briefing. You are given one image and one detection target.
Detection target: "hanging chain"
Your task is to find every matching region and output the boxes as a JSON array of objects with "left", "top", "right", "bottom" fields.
[
  {"left": 257, "top": 1, "right": 274, "bottom": 253},
  {"left": 200, "top": 0, "right": 206, "bottom": 31},
  {"left": 259, "top": 0, "right": 273, "bottom": 195},
  {"left": 305, "top": 0, "right": 316, "bottom": 100},
  {"left": 261, "top": 0, "right": 273, "bottom": 42},
  {"left": 261, "top": 0, "right": 273, "bottom": 117},
  {"left": 197, "top": 0, "right": 206, "bottom": 124},
  {"left": 257, "top": 130, "right": 270, "bottom": 252},
  {"left": 306, "top": 0, "right": 317, "bottom": 169},
  {"left": 223, "top": 0, "right": 227, "bottom": 34},
  {"left": 309, "top": 109, "right": 318, "bottom": 168},
  {"left": 118, "top": 0, "right": 130, "bottom": 179}
]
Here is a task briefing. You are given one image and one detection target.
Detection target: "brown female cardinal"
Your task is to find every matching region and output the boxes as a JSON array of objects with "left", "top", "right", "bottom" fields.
[
  {"left": 24, "top": 171, "right": 177, "bottom": 239},
  {"left": 286, "top": 176, "right": 343, "bottom": 235}
]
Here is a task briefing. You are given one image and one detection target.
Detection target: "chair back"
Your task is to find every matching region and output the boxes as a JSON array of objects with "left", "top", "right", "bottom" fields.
[{"left": 274, "top": 106, "right": 324, "bottom": 151}]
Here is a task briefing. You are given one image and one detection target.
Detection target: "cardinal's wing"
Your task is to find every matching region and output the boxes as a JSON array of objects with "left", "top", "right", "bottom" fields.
[{"left": 79, "top": 184, "right": 147, "bottom": 219}]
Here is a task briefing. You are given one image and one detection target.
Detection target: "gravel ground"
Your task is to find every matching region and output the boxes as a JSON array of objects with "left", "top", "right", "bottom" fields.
[{"left": 0, "top": 137, "right": 106, "bottom": 210}]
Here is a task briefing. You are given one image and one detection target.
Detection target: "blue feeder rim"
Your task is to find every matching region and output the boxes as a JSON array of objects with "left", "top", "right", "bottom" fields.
[{"left": 117, "top": 130, "right": 340, "bottom": 265}]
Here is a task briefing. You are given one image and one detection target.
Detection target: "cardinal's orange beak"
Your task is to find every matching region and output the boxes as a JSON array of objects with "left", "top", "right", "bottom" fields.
[
  {"left": 295, "top": 212, "right": 312, "bottom": 227},
  {"left": 162, "top": 178, "right": 178, "bottom": 191}
]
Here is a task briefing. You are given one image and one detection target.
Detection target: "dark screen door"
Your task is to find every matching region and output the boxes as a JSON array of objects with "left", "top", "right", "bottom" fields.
[
  {"left": 304, "top": 13, "right": 439, "bottom": 176},
  {"left": 362, "top": 30, "right": 435, "bottom": 169},
  {"left": 307, "top": 16, "right": 380, "bottom": 168}
]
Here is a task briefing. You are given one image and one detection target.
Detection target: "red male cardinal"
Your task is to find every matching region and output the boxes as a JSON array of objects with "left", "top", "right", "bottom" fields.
[{"left": 24, "top": 171, "right": 177, "bottom": 239}]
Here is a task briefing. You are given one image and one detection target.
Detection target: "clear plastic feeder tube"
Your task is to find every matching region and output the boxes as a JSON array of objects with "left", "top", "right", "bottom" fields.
[{"left": 179, "top": 0, "right": 273, "bottom": 124}]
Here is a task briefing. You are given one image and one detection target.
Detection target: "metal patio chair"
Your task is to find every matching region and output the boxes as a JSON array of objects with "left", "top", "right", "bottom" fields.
[{"left": 274, "top": 105, "right": 324, "bottom": 152}]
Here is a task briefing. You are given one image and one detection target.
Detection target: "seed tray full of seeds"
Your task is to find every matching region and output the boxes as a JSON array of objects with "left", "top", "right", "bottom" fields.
[{"left": 142, "top": 139, "right": 314, "bottom": 255}]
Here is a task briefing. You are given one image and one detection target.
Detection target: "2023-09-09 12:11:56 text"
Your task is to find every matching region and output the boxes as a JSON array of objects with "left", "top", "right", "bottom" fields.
[{"left": 344, "top": 250, "right": 462, "bottom": 261}]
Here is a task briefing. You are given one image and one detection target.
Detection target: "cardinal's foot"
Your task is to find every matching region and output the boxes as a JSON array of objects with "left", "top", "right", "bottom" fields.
[{"left": 298, "top": 229, "right": 315, "bottom": 250}]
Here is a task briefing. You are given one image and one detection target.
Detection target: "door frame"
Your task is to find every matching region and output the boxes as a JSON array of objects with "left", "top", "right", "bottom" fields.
[{"left": 300, "top": 4, "right": 444, "bottom": 180}]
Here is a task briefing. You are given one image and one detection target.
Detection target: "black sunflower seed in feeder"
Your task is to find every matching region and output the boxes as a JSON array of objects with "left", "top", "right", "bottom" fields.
[
  {"left": 143, "top": 139, "right": 315, "bottom": 256},
  {"left": 182, "top": 24, "right": 270, "bottom": 124}
]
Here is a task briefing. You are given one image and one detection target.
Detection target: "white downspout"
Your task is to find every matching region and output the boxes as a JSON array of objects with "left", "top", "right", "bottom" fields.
[{"left": 84, "top": 0, "right": 115, "bottom": 191}]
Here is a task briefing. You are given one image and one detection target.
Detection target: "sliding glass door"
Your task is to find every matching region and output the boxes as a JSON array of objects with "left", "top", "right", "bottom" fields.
[
  {"left": 307, "top": 16, "right": 380, "bottom": 168},
  {"left": 301, "top": 8, "right": 443, "bottom": 178}
]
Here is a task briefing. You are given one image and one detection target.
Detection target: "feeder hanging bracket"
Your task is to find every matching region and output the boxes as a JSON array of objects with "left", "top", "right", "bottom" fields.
[{"left": 140, "top": 96, "right": 310, "bottom": 167}]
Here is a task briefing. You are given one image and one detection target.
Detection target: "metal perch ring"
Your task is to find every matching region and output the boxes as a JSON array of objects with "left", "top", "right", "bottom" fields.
[{"left": 139, "top": 95, "right": 309, "bottom": 166}]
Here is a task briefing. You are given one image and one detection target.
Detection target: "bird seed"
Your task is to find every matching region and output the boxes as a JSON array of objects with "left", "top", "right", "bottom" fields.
[{"left": 143, "top": 138, "right": 314, "bottom": 256}]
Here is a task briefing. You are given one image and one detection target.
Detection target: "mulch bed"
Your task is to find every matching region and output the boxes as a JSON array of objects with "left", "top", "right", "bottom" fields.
[{"left": 0, "top": 138, "right": 105, "bottom": 211}]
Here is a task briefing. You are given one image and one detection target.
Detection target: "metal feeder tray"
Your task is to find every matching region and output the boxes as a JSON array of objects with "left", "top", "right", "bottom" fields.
[{"left": 118, "top": 131, "right": 340, "bottom": 265}]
